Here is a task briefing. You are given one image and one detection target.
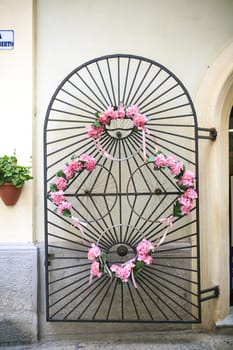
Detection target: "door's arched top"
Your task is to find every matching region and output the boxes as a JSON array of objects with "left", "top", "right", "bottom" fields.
[{"left": 44, "top": 54, "right": 198, "bottom": 170}]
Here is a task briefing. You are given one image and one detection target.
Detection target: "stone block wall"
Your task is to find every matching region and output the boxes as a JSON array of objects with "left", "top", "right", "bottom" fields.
[{"left": 0, "top": 243, "right": 38, "bottom": 345}]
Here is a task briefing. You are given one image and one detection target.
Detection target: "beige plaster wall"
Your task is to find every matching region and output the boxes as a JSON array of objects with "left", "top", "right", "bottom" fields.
[
  {"left": 1, "top": 0, "right": 233, "bottom": 333},
  {"left": 195, "top": 42, "right": 233, "bottom": 328},
  {"left": 0, "top": 0, "right": 35, "bottom": 242},
  {"left": 35, "top": 0, "right": 233, "bottom": 330},
  {"left": 36, "top": 0, "right": 233, "bottom": 243}
]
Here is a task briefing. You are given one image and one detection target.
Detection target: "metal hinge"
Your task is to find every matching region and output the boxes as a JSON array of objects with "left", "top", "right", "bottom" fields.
[
  {"left": 200, "top": 286, "right": 219, "bottom": 302},
  {"left": 198, "top": 127, "right": 217, "bottom": 141},
  {"left": 45, "top": 253, "right": 55, "bottom": 267}
]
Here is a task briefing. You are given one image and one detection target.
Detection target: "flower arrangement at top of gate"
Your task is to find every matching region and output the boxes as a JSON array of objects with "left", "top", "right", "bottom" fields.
[
  {"left": 86, "top": 104, "right": 149, "bottom": 161},
  {"left": 49, "top": 104, "right": 198, "bottom": 288}
]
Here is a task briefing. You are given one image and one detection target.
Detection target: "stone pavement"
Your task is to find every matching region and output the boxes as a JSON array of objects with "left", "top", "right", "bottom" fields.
[{"left": 1, "top": 330, "right": 233, "bottom": 350}]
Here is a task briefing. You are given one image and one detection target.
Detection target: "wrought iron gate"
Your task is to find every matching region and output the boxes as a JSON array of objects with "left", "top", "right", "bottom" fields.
[{"left": 44, "top": 54, "right": 203, "bottom": 323}]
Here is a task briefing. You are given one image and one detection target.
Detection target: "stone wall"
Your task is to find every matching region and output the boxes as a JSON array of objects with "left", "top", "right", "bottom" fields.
[{"left": 0, "top": 244, "right": 38, "bottom": 345}]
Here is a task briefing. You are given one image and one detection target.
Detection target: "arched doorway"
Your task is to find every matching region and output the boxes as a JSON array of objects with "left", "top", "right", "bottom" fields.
[{"left": 195, "top": 42, "right": 233, "bottom": 327}]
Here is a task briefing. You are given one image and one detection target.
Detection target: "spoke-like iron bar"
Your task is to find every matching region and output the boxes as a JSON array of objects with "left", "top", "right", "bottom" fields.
[
  {"left": 122, "top": 57, "right": 131, "bottom": 103},
  {"left": 96, "top": 61, "right": 113, "bottom": 106},
  {"left": 106, "top": 279, "right": 118, "bottom": 320},
  {"left": 85, "top": 66, "right": 110, "bottom": 107},
  {"left": 139, "top": 75, "right": 171, "bottom": 108},
  {"left": 125, "top": 60, "right": 141, "bottom": 106},
  {"left": 145, "top": 103, "right": 192, "bottom": 117},
  {"left": 128, "top": 63, "right": 152, "bottom": 106},
  {"left": 141, "top": 272, "right": 198, "bottom": 319},
  {"left": 67, "top": 79, "right": 104, "bottom": 112},
  {"left": 78, "top": 277, "right": 112, "bottom": 319},
  {"left": 143, "top": 269, "right": 199, "bottom": 309},
  {"left": 75, "top": 72, "right": 107, "bottom": 110},
  {"left": 136, "top": 277, "right": 181, "bottom": 320},
  {"left": 126, "top": 283, "right": 140, "bottom": 320},
  {"left": 92, "top": 281, "right": 114, "bottom": 320},
  {"left": 151, "top": 266, "right": 198, "bottom": 288},
  {"left": 134, "top": 68, "right": 162, "bottom": 106},
  {"left": 64, "top": 276, "right": 108, "bottom": 320},
  {"left": 107, "top": 58, "right": 117, "bottom": 107}
]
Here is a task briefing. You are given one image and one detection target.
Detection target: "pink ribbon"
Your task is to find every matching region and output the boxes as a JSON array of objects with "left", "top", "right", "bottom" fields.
[
  {"left": 142, "top": 128, "right": 147, "bottom": 162},
  {"left": 142, "top": 127, "right": 158, "bottom": 162},
  {"left": 100, "top": 255, "right": 113, "bottom": 280},
  {"left": 94, "top": 139, "right": 114, "bottom": 160},
  {"left": 156, "top": 215, "right": 174, "bottom": 248},
  {"left": 71, "top": 216, "right": 87, "bottom": 238},
  {"left": 131, "top": 269, "right": 138, "bottom": 288}
]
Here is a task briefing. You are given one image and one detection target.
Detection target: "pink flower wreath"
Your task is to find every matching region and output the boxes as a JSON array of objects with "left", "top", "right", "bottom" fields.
[
  {"left": 49, "top": 135, "right": 197, "bottom": 288},
  {"left": 86, "top": 152, "right": 197, "bottom": 287},
  {"left": 86, "top": 104, "right": 149, "bottom": 160}
]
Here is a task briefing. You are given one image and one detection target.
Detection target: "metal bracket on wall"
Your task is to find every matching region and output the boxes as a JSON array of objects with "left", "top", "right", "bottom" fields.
[
  {"left": 198, "top": 127, "right": 217, "bottom": 141},
  {"left": 45, "top": 253, "right": 55, "bottom": 267},
  {"left": 200, "top": 286, "right": 220, "bottom": 302}
]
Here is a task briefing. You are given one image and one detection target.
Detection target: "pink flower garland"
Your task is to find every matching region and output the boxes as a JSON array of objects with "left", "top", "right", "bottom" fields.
[
  {"left": 86, "top": 104, "right": 149, "bottom": 160},
  {"left": 49, "top": 148, "right": 197, "bottom": 288},
  {"left": 88, "top": 239, "right": 155, "bottom": 288},
  {"left": 150, "top": 152, "right": 198, "bottom": 217},
  {"left": 49, "top": 154, "right": 96, "bottom": 228}
]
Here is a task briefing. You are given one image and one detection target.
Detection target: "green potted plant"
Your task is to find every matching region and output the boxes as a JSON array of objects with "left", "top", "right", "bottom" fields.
[{"left": 0, "top": 155, "right": 33, "bottom": 205}]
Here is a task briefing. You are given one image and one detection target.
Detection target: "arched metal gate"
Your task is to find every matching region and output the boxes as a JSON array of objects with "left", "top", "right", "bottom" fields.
[{"left": 44, "top": 54, "right": 217, "bottom": 323}]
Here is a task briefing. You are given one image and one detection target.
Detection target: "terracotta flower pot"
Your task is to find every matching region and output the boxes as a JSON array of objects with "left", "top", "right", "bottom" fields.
[{"left": 0, "top": 182, "right": 23, "bottom": 206}]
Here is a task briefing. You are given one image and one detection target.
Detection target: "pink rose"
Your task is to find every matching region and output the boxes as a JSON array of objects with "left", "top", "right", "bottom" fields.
[
  {"left": 138, "top": 254, "right": 153, "bottom": 265},
  {"left": 119, "top": 267, "right": 131, "bottom": 282},
  {"left": 86, "top": 125, "right": 104, "bottom": 138},
  {"left": 68, "top": 159, "right": 83, "bottom": 172},
  {"left": 54, "top": 177, "right": 67, "bottom": 191},
  {"left": 110, "top": 264, "right": 121, "bottom": 274},
  {"left": 136, "top": 239, "right": 154, "bottom": 256},
  {"left": 178, "top": 194, "right": 192, "bottom": 207},
  {"left": 154, "top": 154, "right": 167, "bottom": 168},
  {"left": 117, "top": 266, "right": 131, "bottom": 282},
  {"left": 98, "top": 112, "right": 110, "bottom": 125},
  {"left": 104, "top": 106, "right": 115, "bottom": 119},
  {"left": 57, "top": 201, "right": 72, "bottom": 215},
  {"left": 50, "top": 190, "right": 65, "bottom": 205},
  {"left": 178, "top": 194, "right": 193, "bottom": 216},
  {"left": 133, "top": 113, "right": 147, "bottom": 128},
  {"left": 170, "top": 161, "right": 183, "bottom": 176},
  {"left": 126, "top": 105, "right": 139, "bottom": 117},
  {"left": 85, "top": 157, "right": 96, "bottom": 171},
  {"left": 111, "top": 261, "right": 135, "bottom": 282},
  {"left": 88, "top": 243, "right": 101, "bottom": 260},
  {"left": 62, "top": 165, "right": 74, "bottom": 179},
  {"left": 123, "top": 260, "right": 135, "bottom": 271},
  {"left": 178, "top": 170, "right": 195, "bottom": 187},
  {"left": 165, "top": 156, "right": 176, "bottom": 167},
  {"left": 180, "top": 204, "right": 192, "bottom": 216},
  {"left": 116, "top": 104, "right": 125, "bottom": 118},
  {"left": 79, "top": 154, "right": 96, "bottom": 171},
  {"left": 184, "top": 188, "right": 198, "bottom": 199},
  {"left": 90, "top": 261, "right": 102, "bottom": 278}
]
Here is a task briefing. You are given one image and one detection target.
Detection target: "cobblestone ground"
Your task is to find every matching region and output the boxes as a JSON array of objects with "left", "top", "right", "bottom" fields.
[{"left": 1, "top": 330, "right": 233, "bottom": 350}]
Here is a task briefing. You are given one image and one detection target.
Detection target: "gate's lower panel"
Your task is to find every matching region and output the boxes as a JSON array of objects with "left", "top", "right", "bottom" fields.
[{"left": 47, "top": 241, "right": 200, "bottom": 322}]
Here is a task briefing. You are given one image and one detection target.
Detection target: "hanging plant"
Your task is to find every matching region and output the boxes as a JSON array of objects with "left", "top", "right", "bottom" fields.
[{"left": 0, "top": 155, "right": 33, "bottom": 205}]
